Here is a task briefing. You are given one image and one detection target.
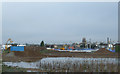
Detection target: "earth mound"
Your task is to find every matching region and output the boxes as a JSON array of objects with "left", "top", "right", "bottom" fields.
[
  {"left": 95, "top": 48, "right": 113, "bottom": 54},
  {"left": 14, "top": 46, "right": 46, "bottom": 57}
]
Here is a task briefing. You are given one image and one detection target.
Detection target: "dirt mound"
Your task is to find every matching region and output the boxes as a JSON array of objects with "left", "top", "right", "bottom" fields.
[
  {"left": 14, "top": 46, "right": 46, "bottom": 57},
  {"left": 6, "top": 52, "right": 15, "bottom": 57},
  {"left": 95, "top": 48, "right": 113, "bottom": 54}
]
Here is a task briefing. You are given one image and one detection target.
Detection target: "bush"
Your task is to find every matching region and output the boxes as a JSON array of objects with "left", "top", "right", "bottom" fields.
[{"left": 115, "top": 45, "right": 120, "bottom": 52}]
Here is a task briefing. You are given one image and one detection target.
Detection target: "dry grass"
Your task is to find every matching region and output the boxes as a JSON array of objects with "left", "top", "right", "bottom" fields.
[{"left": 37, "top": 58, "right": 118, "bottom": 72}]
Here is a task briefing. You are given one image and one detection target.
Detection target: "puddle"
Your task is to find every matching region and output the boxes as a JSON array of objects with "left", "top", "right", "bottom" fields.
[
  {"left": 27, "top": 70, "right": 38, "bottom": 72},
  {"left": 3, "top": 61, "right": 39, "bottom": 69}
]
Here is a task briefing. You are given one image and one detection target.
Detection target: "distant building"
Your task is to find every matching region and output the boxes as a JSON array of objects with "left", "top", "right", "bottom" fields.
[
  {"left": 99, "top": 43, "right": 108, "bottom": 49},
  {"left": 69, "top": 46, "right": 75, "bottom": 50}
]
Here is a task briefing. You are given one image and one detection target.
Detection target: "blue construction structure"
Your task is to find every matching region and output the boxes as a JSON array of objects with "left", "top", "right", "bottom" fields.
[
  {"left": 10, "top": 46, "right": 24, "bottom": 51},
  {"left": 108, "top": 49, "right": 115, "bottom": 52}
]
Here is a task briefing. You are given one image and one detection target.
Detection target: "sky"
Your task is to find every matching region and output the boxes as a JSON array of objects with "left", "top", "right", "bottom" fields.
[
  {"left": 2, "top": 2, "right": 118, "bottom": 44},
  {"left": 0, "top": 2, "right": 2, "bottom": 45}
]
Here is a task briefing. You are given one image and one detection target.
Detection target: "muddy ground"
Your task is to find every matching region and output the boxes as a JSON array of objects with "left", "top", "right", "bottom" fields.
[{"left": 2, "top": 46, "right": 118, "bottom": 62}]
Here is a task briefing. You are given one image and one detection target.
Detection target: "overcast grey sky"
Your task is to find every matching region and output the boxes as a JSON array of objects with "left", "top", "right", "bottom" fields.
[{"left": 2, "top": 2, "right": 118, "bottom": 44}]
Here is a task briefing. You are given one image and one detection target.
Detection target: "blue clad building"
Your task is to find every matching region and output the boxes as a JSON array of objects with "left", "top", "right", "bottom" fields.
[{"left": 10, "top": 46, "right": 24, "bottom": 51}]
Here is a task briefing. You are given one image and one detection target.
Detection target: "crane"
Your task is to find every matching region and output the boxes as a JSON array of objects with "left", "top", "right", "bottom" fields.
[{"left": 5, "top": 38, "right": 13, "bottom": 50}]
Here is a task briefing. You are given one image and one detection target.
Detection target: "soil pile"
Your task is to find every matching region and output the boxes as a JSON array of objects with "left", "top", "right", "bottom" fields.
[
  {"left": 14, "top": 46, "right": 46, "bottom": 57},
  {"left": 6, "top": 52, "right": 15, "bottom": 57},
  {"left": 95, "top": 48, "right": 113, "bottom": 54}
]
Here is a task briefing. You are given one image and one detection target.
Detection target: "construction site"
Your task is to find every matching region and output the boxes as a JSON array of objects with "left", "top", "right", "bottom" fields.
[{"left": 1, "top": 38, "right": 119, "bottom": 72}]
